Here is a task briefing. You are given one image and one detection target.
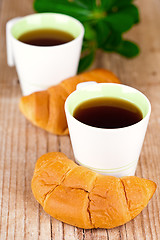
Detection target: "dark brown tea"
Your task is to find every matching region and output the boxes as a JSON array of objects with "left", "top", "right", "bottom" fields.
[
  {"left": 73, "top": 97, "right": 143, "bottom": 129},
  {"left": 18, "top": 28, "right": 75, "bottom": 46}
]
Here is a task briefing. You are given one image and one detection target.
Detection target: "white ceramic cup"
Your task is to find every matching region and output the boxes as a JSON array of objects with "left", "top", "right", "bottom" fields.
[
  {"left": 65, "top": 82, "right": 151, "bottom": 177},
  {"left": 6, "top": 13, "right": 84, "bottom": 95}
]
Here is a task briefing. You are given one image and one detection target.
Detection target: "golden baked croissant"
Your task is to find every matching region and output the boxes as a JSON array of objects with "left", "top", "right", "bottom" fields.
[
  {"left": 19, "top": 69, "right": 120, "bottom": 135},
  {"left": 31, "top": 152, "right": 156, "bottom": 229}
]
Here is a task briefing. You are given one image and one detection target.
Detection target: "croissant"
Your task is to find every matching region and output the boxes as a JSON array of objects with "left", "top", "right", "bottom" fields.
[
  {"left": 19, "top": 69, "right": 120, "bottom": 135},
  {"left": 31, "top": 152, "right": 156, "bottom": 229}
]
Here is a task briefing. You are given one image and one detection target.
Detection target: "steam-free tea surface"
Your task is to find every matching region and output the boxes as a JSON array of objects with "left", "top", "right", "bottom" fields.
[
  {"left": 18, "top": 28, "right": 74, "bottom": 46},
  {"left": 73, "top": 97, "right": 143, "bottom": 128}
]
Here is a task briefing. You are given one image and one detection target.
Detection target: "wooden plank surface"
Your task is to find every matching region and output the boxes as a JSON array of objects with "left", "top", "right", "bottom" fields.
[{"left": 0, "top": 0, "right": 160, "bottom": 239}]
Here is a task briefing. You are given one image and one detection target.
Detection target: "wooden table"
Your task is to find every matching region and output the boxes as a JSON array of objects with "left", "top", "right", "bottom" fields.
[{"left": 0, "top": 0, "right": 160, "bottom": 239}]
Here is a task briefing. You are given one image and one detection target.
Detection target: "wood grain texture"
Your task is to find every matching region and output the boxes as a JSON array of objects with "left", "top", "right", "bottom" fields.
[{"left": 0, "top": 0, "right": 160, "bottom": 239}]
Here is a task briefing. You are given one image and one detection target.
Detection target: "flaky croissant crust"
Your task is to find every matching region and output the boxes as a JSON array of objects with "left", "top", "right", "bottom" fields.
[{"left": 31, "top": 152, "right": 156, "bottom": 229}]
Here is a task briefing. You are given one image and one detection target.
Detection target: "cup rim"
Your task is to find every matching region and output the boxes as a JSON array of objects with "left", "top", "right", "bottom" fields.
[
  {"left": 65, "top": 82, "right": 151, "bottom": 131},
  {"left": 10, "top": 12, "right": 85, "bottom": 48}
]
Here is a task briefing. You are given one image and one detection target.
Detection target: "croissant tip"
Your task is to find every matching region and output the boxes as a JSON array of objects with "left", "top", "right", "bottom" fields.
[
  {"left": 19, "top": 96, "right": 26, "bottom": 115},
  {"left": 146, "top": 178, "right": 157, "bottom": 200},
  {"left": 19, "top": 94, "right": 35, "bottom": 122},
  {"left": 121, "top": 176, "right": 157, "bottom": 198}
]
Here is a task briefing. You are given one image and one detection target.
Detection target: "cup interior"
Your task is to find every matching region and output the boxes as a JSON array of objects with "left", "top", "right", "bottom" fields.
[
  {"left": 66, "top": 83, "right": 151, "bottom": 121},
  {"left": 11, "top": 13, "right": 84, "bottom": 40}
]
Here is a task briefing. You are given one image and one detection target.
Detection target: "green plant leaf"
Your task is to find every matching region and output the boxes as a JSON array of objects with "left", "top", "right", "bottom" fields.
[
  {"left": 116, "top": 40, "right": 140, "bottom": 57},
  {"left": 78, "top": 48, "right": 95, "bottom": 73},
  {"left": 68, "top": 0, "right": 90, "bottom": 9},
  {"left": 94, "top": 20, "right": 110, "bottom": 47},
  {"left": 34, "top": 0, "right": 91, "bottom": 22},
  {"left": 117, "top": 4, "right": 139, "bottom": 23},
  {"left": 77, "top": 0, "right": 98, "bottom": 10},
  {"left": 112, "top": 0, "right": 134, "bottom": 9},
  {"left": 100, "top": 0, "right": 117, "bottom": 11},
  {"left": 102, "top": 32, "right": 122, "bottom": 51},
  {"left": 83, "top": 23, "right": 96, "bottom": 41},
  {"left": 105, "top": 12, "right": 135, "bottom": 33}
]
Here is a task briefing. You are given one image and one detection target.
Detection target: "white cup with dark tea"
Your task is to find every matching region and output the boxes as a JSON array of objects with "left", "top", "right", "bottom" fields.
[
  {"left": 6, "top": 13, "right": 84, "bottom": 95},
  {"left": 65, "top": 82, "right": 151, "bottom": 177}
]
